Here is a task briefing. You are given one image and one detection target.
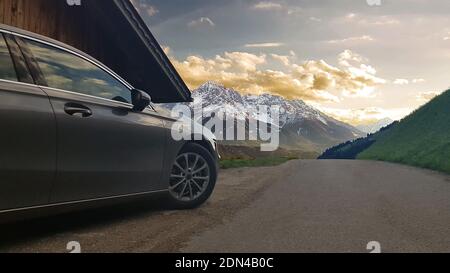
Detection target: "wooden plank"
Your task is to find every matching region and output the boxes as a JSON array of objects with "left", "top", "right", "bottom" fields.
[
  {"left": 21, "top": 0, "right": 31, "bottom": 31},
  {"left": 37, "top": 0, "right": 45, "bottom": 36},
  {"left": 31, "top": 0, "right": 42, "bottom": 34},
  {"left": 10, "top": 0, "right": 18, "bottom": 27},
  {"left": 3, "top": 0, "right": 12, "bottom": 26},
  {"left": 23, "top": 0, "right": 32, "bottom": 31},
  {"left": 0, "top": 0, "right": 5, "bottom": 24},
  {"left": 16, "top": 0, "right": 24, "bottom": 28}
]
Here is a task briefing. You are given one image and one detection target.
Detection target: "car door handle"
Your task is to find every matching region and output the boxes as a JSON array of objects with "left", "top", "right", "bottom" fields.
[{"left": 64, "top": 103, "right": 92, "bottom": 118}]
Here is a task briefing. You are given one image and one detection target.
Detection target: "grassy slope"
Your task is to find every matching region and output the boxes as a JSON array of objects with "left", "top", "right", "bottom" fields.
[
  {"left": 220, "top": 156, "right": 298, "bottom": 169},
  {"left": 218, "top": 144, "right": 301, "bottom": 169},
  {"left": 358, "top": 90, "right": 450, "bottom": 174}
]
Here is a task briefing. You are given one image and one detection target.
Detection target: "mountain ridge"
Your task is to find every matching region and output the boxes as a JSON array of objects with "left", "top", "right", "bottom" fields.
[{"left": 190, "top": 82, "right": 365, "bottom": 153}]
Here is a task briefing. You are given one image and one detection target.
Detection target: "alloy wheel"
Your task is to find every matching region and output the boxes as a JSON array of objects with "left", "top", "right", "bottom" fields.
[{"left": 169, "top": 152, "right": 211, "bottom": 202}]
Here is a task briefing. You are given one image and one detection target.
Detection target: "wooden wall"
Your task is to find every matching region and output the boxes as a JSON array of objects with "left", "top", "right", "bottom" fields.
[
  {"left": 0, "top": 0, "right": 145, "bottom": 91},
  {"left": 0, "top": 0, "right": 111, "bottom": 59},
  {"left": 0, "top": 0, "right": 186, "bottom": 102}
]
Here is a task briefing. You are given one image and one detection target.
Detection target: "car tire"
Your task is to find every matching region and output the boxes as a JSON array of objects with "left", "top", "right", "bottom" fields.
[{"left": 165, "top": 143, "right": 218, "bottom": 209}]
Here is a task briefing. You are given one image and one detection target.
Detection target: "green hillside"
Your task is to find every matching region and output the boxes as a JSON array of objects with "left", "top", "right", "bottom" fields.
[{"left": 358, "top": 89, "right": 450, "bottom": 174}]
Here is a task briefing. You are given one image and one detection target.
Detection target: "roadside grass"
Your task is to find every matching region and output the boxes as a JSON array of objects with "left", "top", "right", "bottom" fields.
[{"left": 220, "top": 156, "right": 299, "bottom": 169}]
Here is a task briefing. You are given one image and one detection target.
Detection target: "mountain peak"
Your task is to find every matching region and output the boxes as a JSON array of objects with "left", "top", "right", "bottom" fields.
[{"left": 197, "top": 81, "right": 225, "bottom": 90}]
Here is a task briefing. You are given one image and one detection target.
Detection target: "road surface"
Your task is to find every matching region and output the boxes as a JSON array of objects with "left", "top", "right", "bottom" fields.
[{"left": 1, "top": 160, "right": 449, "bottom": 253}]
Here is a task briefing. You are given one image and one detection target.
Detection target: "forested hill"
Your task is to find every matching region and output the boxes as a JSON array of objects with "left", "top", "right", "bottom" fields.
[
  {"left": 318, "top": 122, "right": 397, "bottom": 160},
  {"left": 319, "top": 89, "right": 450, "bottom": 175}
]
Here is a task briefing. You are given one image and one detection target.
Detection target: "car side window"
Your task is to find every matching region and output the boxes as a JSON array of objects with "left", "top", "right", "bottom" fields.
[
  {"left": 0, "top": 34, "right": 18, "bottom": 81},
  {"left": 24, "top": 38, "right": 132, "bottom": 103}
]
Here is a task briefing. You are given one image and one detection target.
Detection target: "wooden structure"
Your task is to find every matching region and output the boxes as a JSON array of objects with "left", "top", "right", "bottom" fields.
[{"left": 0, "top": 0, "right": 191, "bottom": 103}]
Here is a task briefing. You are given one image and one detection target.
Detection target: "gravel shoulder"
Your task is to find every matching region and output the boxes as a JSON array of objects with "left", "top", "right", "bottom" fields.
[{"left": 0, "top": 162, "right": 291, "bottom": 253}]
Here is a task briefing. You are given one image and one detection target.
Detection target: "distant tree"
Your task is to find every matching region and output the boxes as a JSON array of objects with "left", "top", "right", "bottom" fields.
[{"left": 318, "top": 121, "right": 398, "bottom": 160}]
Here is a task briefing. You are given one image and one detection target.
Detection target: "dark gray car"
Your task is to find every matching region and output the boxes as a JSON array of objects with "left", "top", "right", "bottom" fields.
[{"left": 0, "top": 25, "right": 219, "bottom": 221}]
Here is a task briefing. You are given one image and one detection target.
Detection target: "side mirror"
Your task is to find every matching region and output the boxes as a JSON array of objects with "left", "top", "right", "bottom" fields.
[{"left": 131, "top": 89, "right": 151, "bottom": 112}]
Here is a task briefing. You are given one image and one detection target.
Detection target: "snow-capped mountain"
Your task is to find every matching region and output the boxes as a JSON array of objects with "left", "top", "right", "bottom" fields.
[
  {"left": 193, "top": 82, "right": 357, "bottom": 128},
  {"left": 189, "top": 82, "right": 365, "bottom": 151},
  {"left": 357, "top": 118, "right": 394, "bottom": 134}
]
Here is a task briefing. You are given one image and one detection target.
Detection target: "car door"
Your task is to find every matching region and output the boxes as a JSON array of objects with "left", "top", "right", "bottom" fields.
[
  {"left": 0, "top": 33, "right": 56, "bottom": 211},
  {"left": 18, "top": 36, "right": 168, "bottom": 203}
]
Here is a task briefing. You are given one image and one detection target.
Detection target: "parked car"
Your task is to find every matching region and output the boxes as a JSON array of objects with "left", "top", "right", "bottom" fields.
[{"left": 0, "top": 24, "right": 219, "bottom": 221}]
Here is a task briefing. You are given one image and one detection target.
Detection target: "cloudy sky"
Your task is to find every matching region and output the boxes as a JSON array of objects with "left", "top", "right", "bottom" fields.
[{"left": 131, "top": 0, "right": 450, "bottom": 126}]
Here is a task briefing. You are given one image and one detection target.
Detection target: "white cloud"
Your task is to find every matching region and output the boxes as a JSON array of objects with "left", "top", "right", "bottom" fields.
[
  {"left": 344, "top": 13, "right": 400, "bottom": 26},
  {"left": 271, "top": 54, "right": 291, "bottom": 66},
  {"left": 162, "top": 46, "right": 171, "bottom": 55},
  {"left": 370, "top": 18, "right": 400, "bottom": 26},
  {"left": 145, "top": 6, "right": 159, "bottom": 17},
  {"left": 416, "top": 91, "right": 442, "bottom": 103},
  {"left": 252, "top": 1, "right": 283, "bottom": 10},
  {"left": 393, "top": 79, "right": 409, "bottom": 85},
  {"left": 244, "top": 42, "right": 284, "bottom": 48},
  {"left": 338, "top": 50, "right": 368, "bottom": 67},
  {"left": 412, "top": 78, "right": 426, "bottom": 84},
  {"left": 346, "top": 13, "right": 357, "bottom": 20},
  {"left": 286, "top": 7, "right": 303, "bottom": 15},
  {"left": 188, "top": 17, "right": 216, "bottom": 28},
  {"left": 130, "top": 0, "right": 159, "bottom": 17},
  {"left": 328, "top": 35, "right": 375, "bottom": 44},
  {"left": 251, "top": 1, "right": 301, "bottom": 15},
  {"left": 309, "top": 17, "right": 322, "bottom": 22},
  {"left": 392, "top": 78, "right": 425, "bottom": 85},
  {"left": 318, "top": 107, "right": 413, "bottom": 126},
  {"left": 337, "top": 50, "right": 385, "bottom": 98}
]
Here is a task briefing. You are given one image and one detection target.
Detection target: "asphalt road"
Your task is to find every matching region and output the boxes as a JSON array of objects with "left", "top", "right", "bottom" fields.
[{"left": 1, "top": 160, "right": 450, "bottom": 253}]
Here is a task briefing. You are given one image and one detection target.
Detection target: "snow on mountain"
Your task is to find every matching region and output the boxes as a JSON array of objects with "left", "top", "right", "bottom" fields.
[
  {"left": 192, "top": 81, "right": 341, "bottom": 128},
  {"left": 357, "top": 118, "right": 394, "bottom": 134}
]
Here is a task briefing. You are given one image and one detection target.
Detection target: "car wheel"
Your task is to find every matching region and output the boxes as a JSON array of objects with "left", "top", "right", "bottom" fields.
[{"left": 166, "top": 143, "right": 217, "bottom": 209}]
